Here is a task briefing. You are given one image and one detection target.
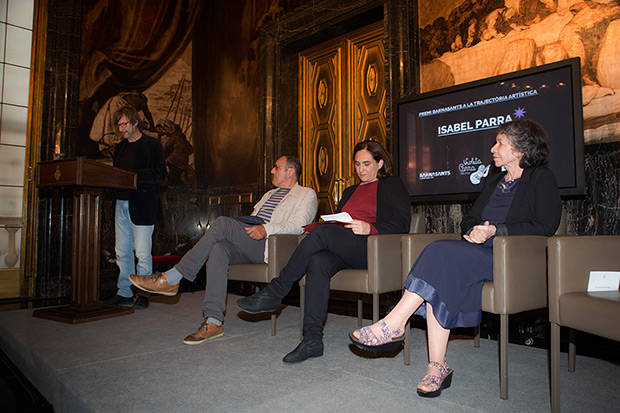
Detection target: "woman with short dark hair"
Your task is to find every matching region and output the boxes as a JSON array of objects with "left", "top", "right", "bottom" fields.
[{"left": 350, "top": 119, "right": 562, "bottom": 398}]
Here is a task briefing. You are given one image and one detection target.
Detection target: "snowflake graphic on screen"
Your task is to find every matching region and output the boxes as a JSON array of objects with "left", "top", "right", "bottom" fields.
[{"left": 513, "top": 107, "right": 526, "bottom": 118}]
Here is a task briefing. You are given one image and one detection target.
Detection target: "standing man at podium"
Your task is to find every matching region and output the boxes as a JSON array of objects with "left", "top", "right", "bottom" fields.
[{"left": 106, "top": 106, "right": 167, "bottom": 309}]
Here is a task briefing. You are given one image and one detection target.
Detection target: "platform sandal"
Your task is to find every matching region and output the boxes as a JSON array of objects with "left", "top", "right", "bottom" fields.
[
  {"left": 349, "top": 319, "right": 405, "bottom": 352},
  {"left": 417, "top": 361, "right": 453, "bottom": 398}
]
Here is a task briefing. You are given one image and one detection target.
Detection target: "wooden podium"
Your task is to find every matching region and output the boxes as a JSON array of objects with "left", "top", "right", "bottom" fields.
[{"left": 33, "top": 157, "right": 137, "bottom": 323}]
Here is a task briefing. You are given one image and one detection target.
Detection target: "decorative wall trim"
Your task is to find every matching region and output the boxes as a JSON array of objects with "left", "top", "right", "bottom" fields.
[{"left": 208, "top": 193, "right": 254, "bottom": 205}]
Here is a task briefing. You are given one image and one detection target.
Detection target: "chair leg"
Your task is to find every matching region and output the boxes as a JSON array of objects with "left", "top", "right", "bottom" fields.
[
  {"left": 403, "top": 320, "right": 411, "bottom": 365},
  {"left": 358, "top": 294, "right": 364, "bottom": 327},
  {"left": 568, "top": 328, "right": 576, "bottom": 372},
  {"left": 550, "top": 322, "right": 561, "bottom": 413},
  {"left": 499, "top": 313, "right": 509, "bottom": 400},
  {"left": 474, "top": 324, "right": 481, "bottom": 347},
  {"left": 299, "top": 284, "right": 305, "bottom": 341},
  {"left": 372, "top": 293, "right": 379, "bottom": 324}
]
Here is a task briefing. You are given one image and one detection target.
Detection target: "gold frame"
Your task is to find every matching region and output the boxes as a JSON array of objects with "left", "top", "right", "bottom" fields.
[{"left": 19, "top": 0, "right": 48, "bottom": 298}]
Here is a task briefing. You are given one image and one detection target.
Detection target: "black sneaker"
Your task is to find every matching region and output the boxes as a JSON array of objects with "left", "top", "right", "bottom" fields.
[
  {"left": 104, "top": 294, "right": 134, "bottom": 307},
  {"left": 133, "top": 295, "right": 149, "bottom": 310}
]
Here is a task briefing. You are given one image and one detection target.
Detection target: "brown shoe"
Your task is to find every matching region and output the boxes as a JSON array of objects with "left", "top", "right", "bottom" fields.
[
  {"left": 183, "top": 321, "right": 224, "bottom": 345},
  {"left": 129, "top": 272, "right": 179, "bottom": 296}
]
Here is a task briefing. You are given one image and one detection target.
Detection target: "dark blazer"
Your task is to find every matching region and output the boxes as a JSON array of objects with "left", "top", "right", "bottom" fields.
[
  {"left": 461, "top": 166, "right": 561, "bottom": 237},
  {"left": 337, "top": 176, "right": 411, "bottom": 234},
  {"left": 113, "top": 135, "right": 167, "bottom": 225}
]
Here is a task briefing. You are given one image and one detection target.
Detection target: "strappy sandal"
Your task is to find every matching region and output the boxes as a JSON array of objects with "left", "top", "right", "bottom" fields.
[
  {"left": 348, "top": 319, "right": 405, "bottom": 351},
  {"left": 417, "top": 361, "right": 453, "bottom": 398}
]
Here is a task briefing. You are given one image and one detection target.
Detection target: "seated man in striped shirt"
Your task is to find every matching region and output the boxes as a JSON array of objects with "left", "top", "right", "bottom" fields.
[{"left": 129, "top": 156, "right": 317, "bottom": 344}]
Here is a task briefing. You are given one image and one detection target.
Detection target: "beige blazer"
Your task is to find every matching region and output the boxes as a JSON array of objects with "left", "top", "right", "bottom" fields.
[{"left": 251, "top": 183, "right": 317, "bottom": 261}]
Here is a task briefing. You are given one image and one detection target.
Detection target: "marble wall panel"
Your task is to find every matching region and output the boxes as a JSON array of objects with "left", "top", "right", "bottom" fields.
[
  {"left": 35, "top": 0, "right": 81, "bottom": 300},
  {"left": 565, "top": 142, "right": 620, "bottom": 235},
  {"left": 36, "top": 189, "right": 72, "bottom": 299}
]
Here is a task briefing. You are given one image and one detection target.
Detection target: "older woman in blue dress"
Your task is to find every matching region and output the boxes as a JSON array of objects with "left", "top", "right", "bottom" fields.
[{"left": 350, "top": 119, "right": 562, "bottom": 397}]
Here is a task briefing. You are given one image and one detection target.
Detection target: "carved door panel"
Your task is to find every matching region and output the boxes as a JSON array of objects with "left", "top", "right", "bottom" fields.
[
  {"left": 299, "top": 39, "right": 343, "bottom": 215},
  {"left": 350, "top": 24, "right": 387, "bottom": 154},
  {"left": 299, "top": 22, "right": 384, "bottom": 216}
]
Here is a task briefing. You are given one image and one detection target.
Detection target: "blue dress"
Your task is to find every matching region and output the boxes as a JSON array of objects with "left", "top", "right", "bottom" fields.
[{"left": 403, "top": 179, "right": 519, "bottom": 329}]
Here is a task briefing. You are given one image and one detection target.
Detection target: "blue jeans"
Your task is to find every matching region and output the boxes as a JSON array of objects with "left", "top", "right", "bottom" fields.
[{"left": 115, "top": 200, "right": 154, "bottom": 298}]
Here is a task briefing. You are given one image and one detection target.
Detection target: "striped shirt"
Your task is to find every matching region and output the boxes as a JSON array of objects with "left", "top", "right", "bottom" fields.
[{"left": 255, "top": 188, "right": 291, "bottom": 223}]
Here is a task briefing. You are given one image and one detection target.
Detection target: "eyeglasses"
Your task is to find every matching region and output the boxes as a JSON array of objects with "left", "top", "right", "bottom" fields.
[
  {"left": 117, "top": 121, "right": 131, "bottom": 129},
  {"left": 273, "top": 164, "right": 290, "bottom": 171}
]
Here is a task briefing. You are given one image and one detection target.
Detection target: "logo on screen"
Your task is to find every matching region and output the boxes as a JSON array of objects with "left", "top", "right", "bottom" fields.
[
  {"left": 419, "top": 170, "right": 451, "bottom": 180},
  {"left": 470, "top": 164, "right": 490, "bottom": 185},
  {"left": 459, "top": 157, "right": 490, "bottom": 185},
  {"left": 459, "top": 157, "right": 482, "bottom": 174}
]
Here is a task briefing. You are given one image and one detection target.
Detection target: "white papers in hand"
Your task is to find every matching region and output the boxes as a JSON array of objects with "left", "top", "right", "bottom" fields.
[{"left": 320, "top": 212, "right": 353, "bottom": 223}]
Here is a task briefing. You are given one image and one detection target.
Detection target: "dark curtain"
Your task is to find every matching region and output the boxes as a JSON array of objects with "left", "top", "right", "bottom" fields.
[
  {"left": 78, "top": 0, "right": 201, "bottom": 156},
  {"left": 80, "top": 0, "right": 200, "bottom": 101}
]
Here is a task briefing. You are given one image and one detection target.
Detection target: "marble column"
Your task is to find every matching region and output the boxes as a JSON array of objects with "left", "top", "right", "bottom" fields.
[{"left": 36, "top": 0, "right": 82, "bottom": 300}]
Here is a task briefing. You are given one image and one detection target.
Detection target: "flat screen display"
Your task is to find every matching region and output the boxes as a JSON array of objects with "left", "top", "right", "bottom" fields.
[{"left": 397, "top": 58, "right": 584, "bottom": 201}]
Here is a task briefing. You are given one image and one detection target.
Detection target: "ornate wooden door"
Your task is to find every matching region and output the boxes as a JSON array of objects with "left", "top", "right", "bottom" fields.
[{"left": 299, "top": 21, "right": 385, "bottom": 215}]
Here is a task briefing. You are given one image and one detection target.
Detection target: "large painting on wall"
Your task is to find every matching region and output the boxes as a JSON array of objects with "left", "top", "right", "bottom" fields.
[
  {"left": 80, "top": 0, "right": 310, "bottom": 189},
  {"left": 418, "top": 0, "right": 620, "bottom": 144},
  {"left": 79, "top": 0, "right": 200, "bottom": 187}
]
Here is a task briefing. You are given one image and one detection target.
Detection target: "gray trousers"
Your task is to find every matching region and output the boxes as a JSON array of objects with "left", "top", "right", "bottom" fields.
[{"left": 175, "top": 216, "right": 265, "bottom": 321}]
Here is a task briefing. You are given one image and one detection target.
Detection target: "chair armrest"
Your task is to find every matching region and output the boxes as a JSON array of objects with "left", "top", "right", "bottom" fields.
[
  {"left": 366, "top": 234, "right": 406, "bottom": 293},
  {"left": 492, "top": 235, "right": 548, "bottom": 314},
  {"left": 401, "top": 233, "right": 461, "bottom": 283},
  {"left": 267, "top": 234, "right": 301, "bottom": 280},
  {"left": 548, "top": 235, "right": 620, "bottom": 323},
  {"left": 410, "top": 213, "right": 426, "bottom": 234}
]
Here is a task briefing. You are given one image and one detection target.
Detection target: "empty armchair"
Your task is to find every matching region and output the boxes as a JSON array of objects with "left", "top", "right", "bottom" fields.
[
  {"left": 548, "top": 235, "right": 620, "bottom": 413},
  {"left": 228, "top": 234, "right": 300, "bottom": 335}
]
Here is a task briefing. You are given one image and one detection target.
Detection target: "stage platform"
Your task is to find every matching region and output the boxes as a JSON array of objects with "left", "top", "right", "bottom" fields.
[{"left": 0, "top": 292, "right": 617, "bottom": 412}]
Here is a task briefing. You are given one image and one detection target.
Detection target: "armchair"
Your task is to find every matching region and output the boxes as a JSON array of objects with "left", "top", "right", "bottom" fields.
[
  {"left": 228, "top": 234, "right": 300, "bottom": 335},
  {"left": 548, "top": 235, "right": 620, "bottom": 413},
  {"left": 401, "top": 210, "right": 566, "bottom": 399},
  {"left": 401, "top": 233, "right": 461, "bottom": 366},
  {"left": 299, "top": 213, "right": 425, "bottom": 335}
]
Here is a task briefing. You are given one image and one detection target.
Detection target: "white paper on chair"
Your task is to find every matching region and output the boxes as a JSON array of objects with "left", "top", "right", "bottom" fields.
[
  {"left": 320, "top": 212, "right": 353, "bottom": 223},
  {"left": 587, "top": 271, "right": 620, "bottom": 292}
]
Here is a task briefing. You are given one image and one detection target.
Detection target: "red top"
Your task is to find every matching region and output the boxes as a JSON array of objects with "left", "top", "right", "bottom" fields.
[{"left": 342, "top": 180, "right": 378, "bottom": 234}]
